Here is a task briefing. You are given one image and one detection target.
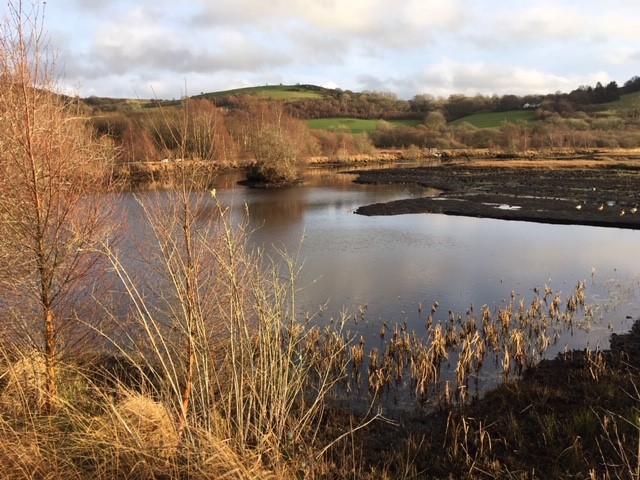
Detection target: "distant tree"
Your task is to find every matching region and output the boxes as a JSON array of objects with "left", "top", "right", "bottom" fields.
[
  {"left": 497, "top": 94, "right": 522, "bottom": 112},
  {"left": 623, "top": 76, "right": 640, "bottom": 94},
  {"left": 423, "top": 111, "right": 447, "bottom": 130},
  {"left": 592, "top": 82, "right": 606, "bottom": 103},
  {"left": 471, "top": 128, "right": 501, "bottom": 148},
  {"left": 120, "top": 122, "right": 159, "bottom": 162},
  {"left": 409, "top": 94, "right": 437, "bottom": 114},
  {"left": 89, "top": 112, "right": 130, "bottom": 140},
  {"left": 184, "top": 99, "right": 235, "bottom": 164},
  {"left": 604, "top": 81, "right": 620, "bottom": 102},
  {"left": 500, "top": 121, "right": 530, "bottom": 151},
  {"left": 451, "top": 122, "right": 478, "bottom": 147},
  {"left": 538, "top": 98, "right": 575, "bottom": 117},
  {"left": 244, "top": 102, "right": 306, "bottom": 185},
  {"left": 443, "top": 94, "right": 488, "bottom": 121}
]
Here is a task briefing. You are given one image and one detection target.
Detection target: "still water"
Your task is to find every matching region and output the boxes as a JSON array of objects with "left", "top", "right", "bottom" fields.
[{"left": 125, "top": 167, "right": 640, "bottom": 385}]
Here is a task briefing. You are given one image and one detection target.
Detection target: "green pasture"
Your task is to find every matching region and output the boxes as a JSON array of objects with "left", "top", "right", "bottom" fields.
[
  {"left": 597, "top": 91, "right": 640, "bottom": 116},
  {"left": 450, "top": 110, "right": 538, "bottom": 129},
  {"left": 198, "top": 85, "right": 326, "bottom": 101},
  {"left": 307, "top": 118, "right": 421, "bottom": 134}
]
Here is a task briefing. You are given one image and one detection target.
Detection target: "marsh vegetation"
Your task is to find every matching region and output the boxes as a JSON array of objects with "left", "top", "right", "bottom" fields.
[{"left": 2, "top": 2, "right": 640, "bottom": 479}]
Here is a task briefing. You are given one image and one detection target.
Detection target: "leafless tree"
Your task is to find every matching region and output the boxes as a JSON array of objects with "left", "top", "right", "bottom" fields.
[{"left": 0, "top": 0, "right": 115, "bottom": 413}]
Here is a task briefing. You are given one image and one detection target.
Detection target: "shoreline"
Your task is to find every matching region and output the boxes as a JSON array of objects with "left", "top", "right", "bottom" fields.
[{"left": 352, "top": 155, "right": 640, "bottom": 230}]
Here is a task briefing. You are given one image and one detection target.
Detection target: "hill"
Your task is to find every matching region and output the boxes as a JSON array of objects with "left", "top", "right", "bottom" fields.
[
  {"left": 450, "top": 110, "right": 538, "bottom": 128},
  {"left": 193, "top": 84, "right": 332, "bottom": 102},
  {"left": 596, "top": 90, "right": 640, "bottom": 117},
  {"left": 449, "top": 91, "right": 640, "bottom": 129}
]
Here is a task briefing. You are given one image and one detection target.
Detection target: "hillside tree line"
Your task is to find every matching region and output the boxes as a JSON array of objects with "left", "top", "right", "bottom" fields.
[{"left": 83, "top": 75, "right": 640, "bottom": 165}]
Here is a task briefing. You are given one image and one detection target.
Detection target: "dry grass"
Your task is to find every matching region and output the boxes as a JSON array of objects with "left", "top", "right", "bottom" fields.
[
  {"left": 86, "top": 392, "right": 179, "bottom": 478},
  {"left": 79, "top": 191, "right": 361, "bottom": 478},
  {"left": 0, "top": 351, "right": 48, "bottom": 415}
]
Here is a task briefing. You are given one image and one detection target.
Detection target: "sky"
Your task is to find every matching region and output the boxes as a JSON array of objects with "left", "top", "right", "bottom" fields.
[{"left": 15, "top": 0, "right": 640, "bottom": 100}]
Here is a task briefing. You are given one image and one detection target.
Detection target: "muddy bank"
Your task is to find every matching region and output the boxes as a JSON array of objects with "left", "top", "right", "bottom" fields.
[
  {"left": 353, "top": 158, "right": 640, "bottom": 229},
  {"left": 332, "top": 319, "right": 640, "bottom": 477}
]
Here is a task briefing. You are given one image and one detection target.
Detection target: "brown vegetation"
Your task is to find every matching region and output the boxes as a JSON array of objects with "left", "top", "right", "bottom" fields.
[
  {"left": 2, "top": 3, "right": 640, "bottom": 479},
  {"left": 229, "top": 99, "right": 310, "bottom": 184},
  {"left": 0, "top": 1, "right": 115, "bottom": 414}
]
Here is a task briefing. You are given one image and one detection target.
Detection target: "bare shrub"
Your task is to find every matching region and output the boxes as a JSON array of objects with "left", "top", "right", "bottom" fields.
[
  {"left": 96, "top": 186, "right": 353, "bottom": 476},
  {"left": 311, "top": 129, "right": 341, "bottom": 156},
  {"left": 242, "top": 101, "right": 307, "bottom": 185},
  {"left": 119, "top": 122, "right": 160, "bottom": 163}
]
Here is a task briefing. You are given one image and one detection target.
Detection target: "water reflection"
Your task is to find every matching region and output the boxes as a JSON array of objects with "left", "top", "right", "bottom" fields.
[
  {"left": 207, "top": 169, "right": 640, "bottom": 346},
  {"left": 107, "top": 168, "right": 640, "bottom": 413},
  {"left": 120, "top": 168, "right": 640, "bottom": 387}
]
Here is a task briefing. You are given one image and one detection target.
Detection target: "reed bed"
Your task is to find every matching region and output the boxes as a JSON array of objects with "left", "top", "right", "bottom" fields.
[{"left": 291, "top": 279, "right": 602, "bottom": 412}]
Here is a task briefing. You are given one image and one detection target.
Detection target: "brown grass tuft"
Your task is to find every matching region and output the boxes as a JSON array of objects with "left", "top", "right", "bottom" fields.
[
  {"left": 0, "top": 352, "right": 48, "bottom": 415},
  {"left": 88, "top": 392, "right": 178, "bottom": 478}
]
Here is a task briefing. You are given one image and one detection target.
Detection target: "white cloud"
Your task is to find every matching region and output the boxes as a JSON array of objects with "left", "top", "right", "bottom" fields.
[
  {"left": 194, "top": 0, "right": 466, "bottom": 51},
  {"left": 497, "top": 5, "right": 587, "bottom": 42},
  {"left": 609, "top": 47, "right": 640, "bottom": 66},
  {"left": 89, "top": 12, "right": 290, "bottom": 76},
  {"left": 358, "top": 62, "right": 615, "bottom": 99},
  {"left": 33, "top": 0, "right": 640, "bottom": 99}
]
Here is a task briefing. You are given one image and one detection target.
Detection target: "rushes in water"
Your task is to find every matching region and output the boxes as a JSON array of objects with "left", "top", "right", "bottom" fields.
[
  {"left": 502, "top": 346, "right": 511, "bottom": 380},
  {"left": 550, "top": 293, "right": 562, "bottom": 318},
  {"left": 351, "top": 336, "right": 365, "bottom": 385},
  {"left": 509, "top": 329, "right": 526, "bottom": 376},
  {"left": 357, "top": 280, "right": 597, "bottom": 408}
]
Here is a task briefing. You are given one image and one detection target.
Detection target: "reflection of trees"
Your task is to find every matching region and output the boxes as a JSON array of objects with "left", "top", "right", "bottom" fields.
[
  {"left": 303, "top": 168, "right": 361, "bottom": 188},
  {"left": 245, "top": 189, "right": 308, "bottom": 235}
]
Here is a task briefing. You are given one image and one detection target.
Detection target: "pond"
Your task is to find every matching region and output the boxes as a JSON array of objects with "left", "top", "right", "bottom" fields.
[{"left": 121, "top": 166, "right": 640, "bottom": 411}]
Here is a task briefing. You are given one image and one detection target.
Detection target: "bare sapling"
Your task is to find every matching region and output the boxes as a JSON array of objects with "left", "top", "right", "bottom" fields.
[
  {"left": 127, "top": 97, "right": 219, "bottom": 439},
  {"left": 0, "top": 0, "right": 115, "bottom": 414}
]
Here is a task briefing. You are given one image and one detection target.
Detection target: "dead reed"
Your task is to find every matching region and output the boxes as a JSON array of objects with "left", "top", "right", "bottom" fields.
[{"left": 329, "top": 279, "right": 603, "bottom": 411}]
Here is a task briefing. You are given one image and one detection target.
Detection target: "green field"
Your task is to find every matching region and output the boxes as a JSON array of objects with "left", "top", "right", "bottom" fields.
[
  {"left": 196, "top": 84, "right": 327, "bottom": 101},
  {"left": 450, "top": 110, "right": 538, "bottom": 128},
  {"left": 597, "top": 91, "right": 640, "bottom": 116},
  {"left": 307, "top": 117, "right": 421, "bottom": 134}
]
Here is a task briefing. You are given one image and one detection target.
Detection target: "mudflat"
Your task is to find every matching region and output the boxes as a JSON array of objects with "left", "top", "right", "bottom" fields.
[{"left": 353, "top": 155, "right": 640, "bottom": 229}]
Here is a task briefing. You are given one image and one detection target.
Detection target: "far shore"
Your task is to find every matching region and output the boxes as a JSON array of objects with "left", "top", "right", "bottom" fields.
[
  {"left": 112, "top": 147, "right": 640, "bottom": 231},
  {"left": 350, "top": 148, "right": 640, "bottom": 230}
]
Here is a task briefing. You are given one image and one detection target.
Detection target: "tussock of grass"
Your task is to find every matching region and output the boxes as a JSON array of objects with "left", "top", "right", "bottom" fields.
[
  {"left": 0, "top": 351, "right": 48, "bottom": 415},
  {"left": 88, "top": 392, "right": 178, "bottom": 476}
]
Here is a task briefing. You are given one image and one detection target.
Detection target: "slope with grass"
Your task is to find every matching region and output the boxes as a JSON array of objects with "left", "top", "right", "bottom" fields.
[
  {"left": 194, "top": 84, "right": 331, "bottom": 102},
  {"left": 450, "top": 109, "right": 538, "bottom": 128},
  {"left": 307, "top": 117, "right": 421, "bottom": 134},
  {"left": 596, "top": 90, "right": 640, "bottom": 117}
]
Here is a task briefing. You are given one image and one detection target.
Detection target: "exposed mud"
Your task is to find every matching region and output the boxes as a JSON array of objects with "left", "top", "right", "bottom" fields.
[
  {"left": 353, "top": 157, "right": 640, "bottom": 229},
  {"left": 324, "top": 319, "right": 640, "bottom": 478}
]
